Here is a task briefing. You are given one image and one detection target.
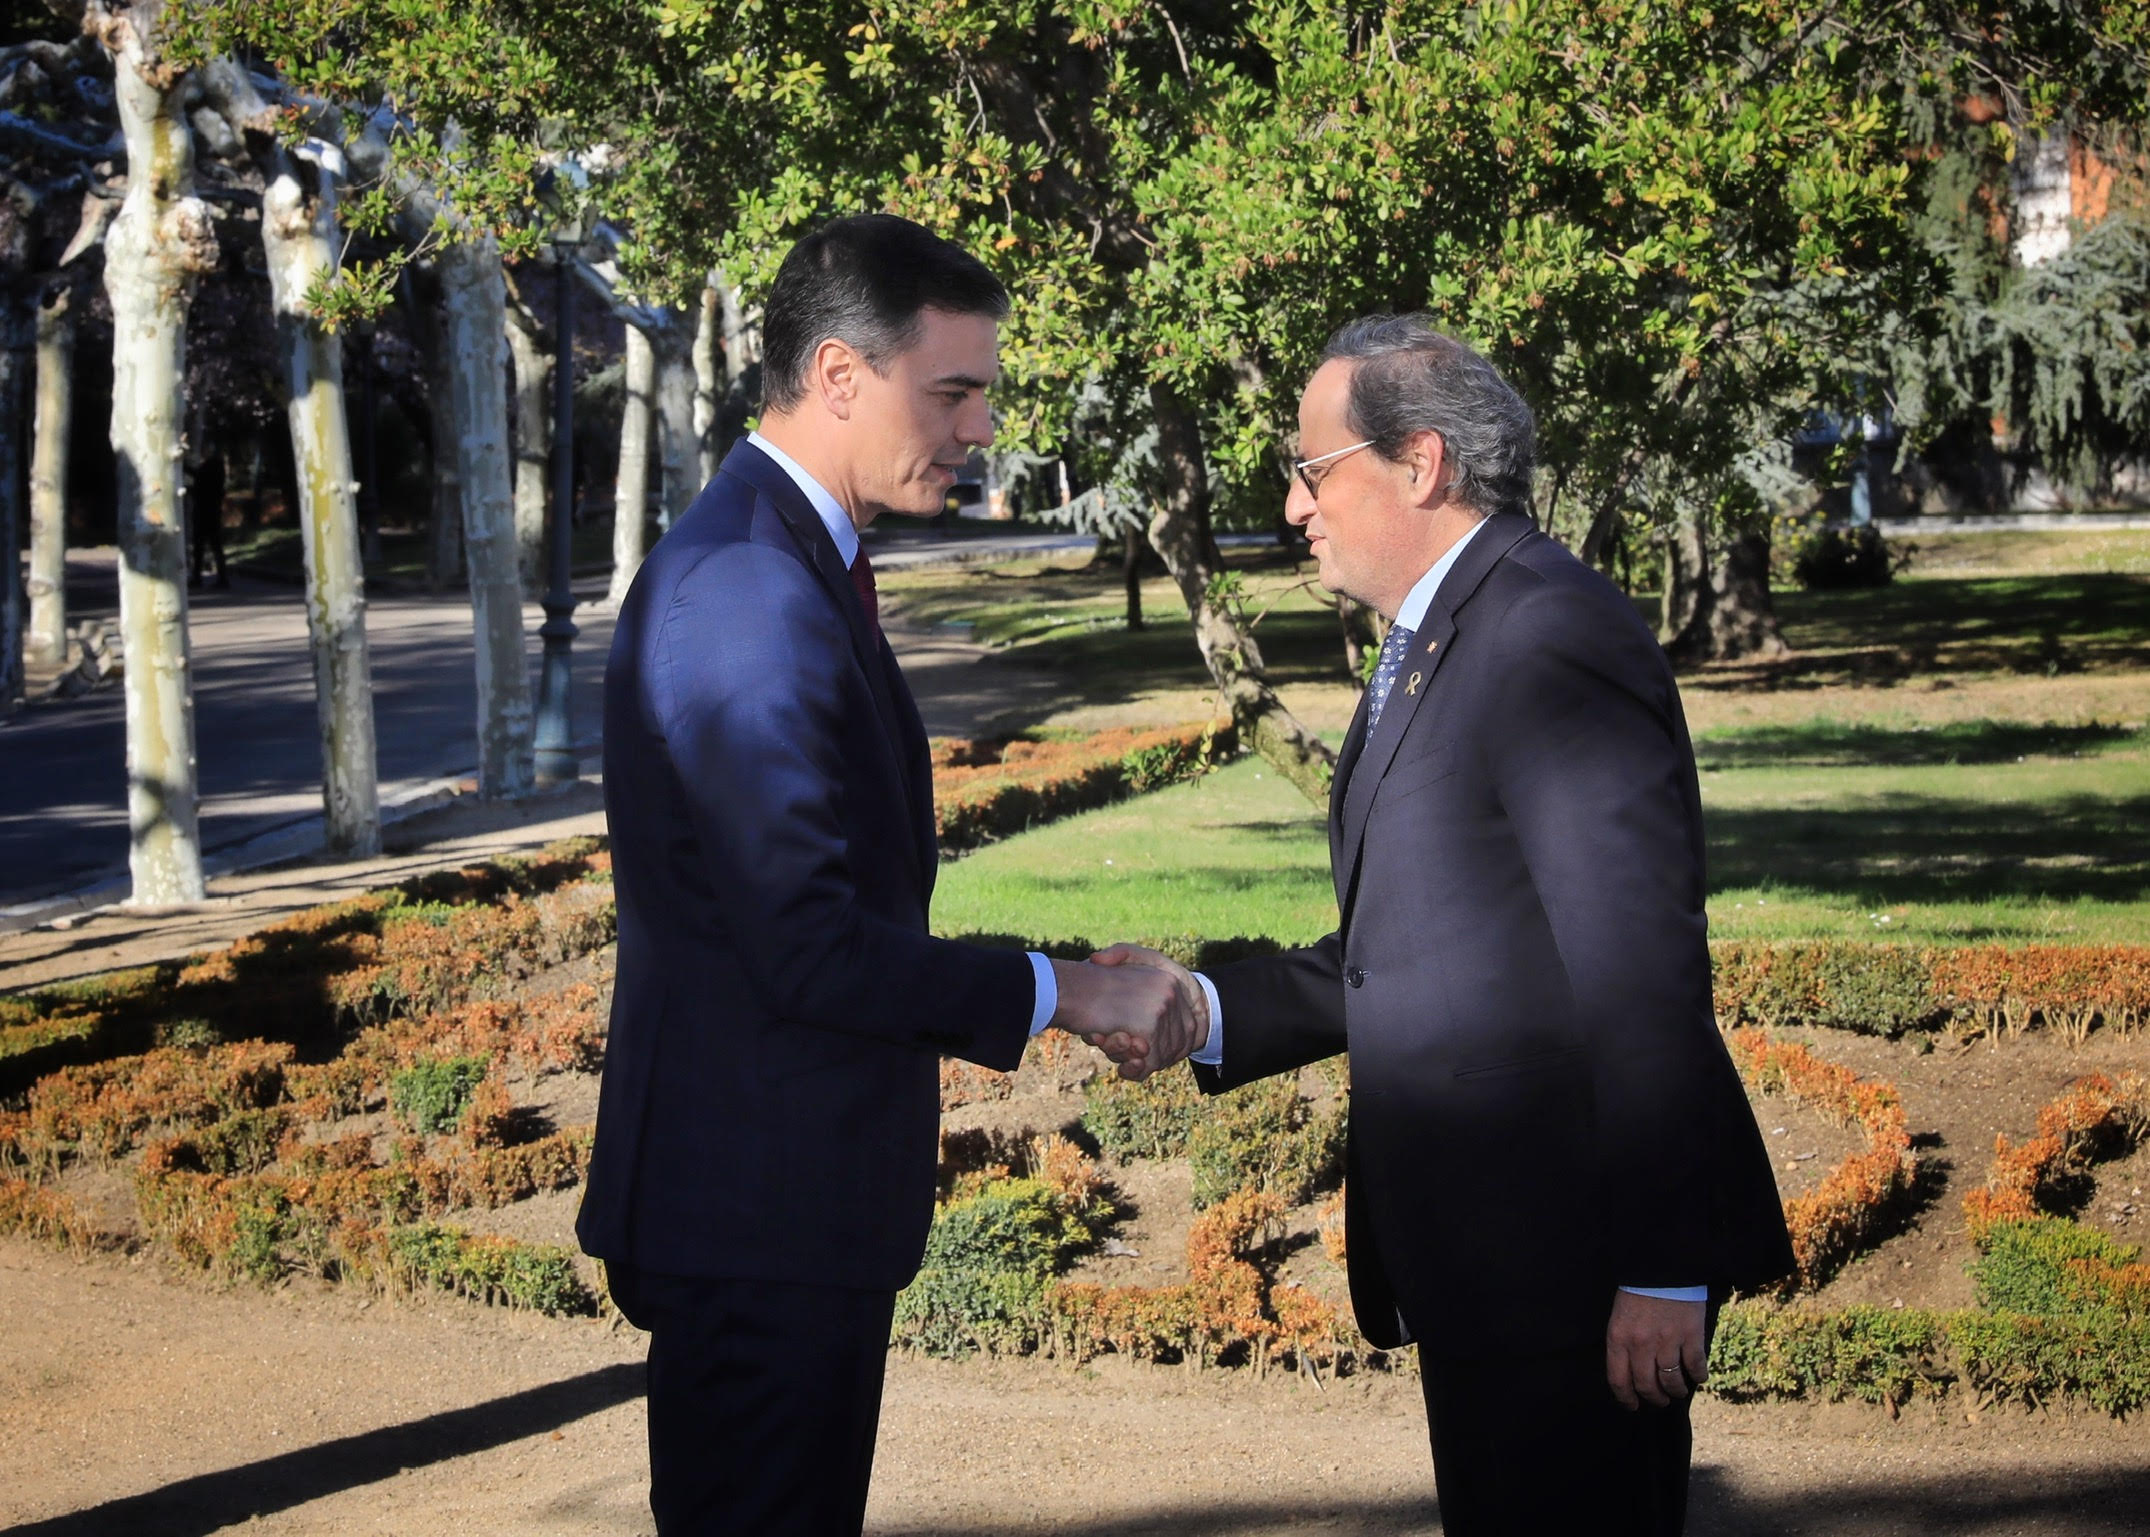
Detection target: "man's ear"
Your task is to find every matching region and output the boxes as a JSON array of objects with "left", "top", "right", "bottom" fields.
[
  {"left": 812, "top": 338, "right": 861, "bottom": 421},
  {"left": 1407, "top": 430, "right": 1449, "bottom": 510}
]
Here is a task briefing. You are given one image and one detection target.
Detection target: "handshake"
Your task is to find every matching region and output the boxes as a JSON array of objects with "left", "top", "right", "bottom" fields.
[{"left": 1048, "top": 945, "right": 1207, "bottom": 1081}]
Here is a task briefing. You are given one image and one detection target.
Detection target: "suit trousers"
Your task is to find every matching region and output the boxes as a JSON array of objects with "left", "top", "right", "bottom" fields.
[
  {"left": 607, "top": 1262, "right": 897, "bottom": 1537},
  {"left": 1420, "top": 1340, "right": 1694, "bottom": 1537}
]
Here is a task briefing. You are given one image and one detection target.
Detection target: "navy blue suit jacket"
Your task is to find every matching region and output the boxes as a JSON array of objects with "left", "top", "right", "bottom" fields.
[
  {"left": 1197, "top": 515, "right": 1793, "bottom": 1354},
  {"left": 577, "top": 440, "right": 1034, "bottom": 1292}
]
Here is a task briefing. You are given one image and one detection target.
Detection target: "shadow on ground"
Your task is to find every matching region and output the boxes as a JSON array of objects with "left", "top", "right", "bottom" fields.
[
  {"left": 3, "top": 1363, "right": 643, "bottom": 1537},
  {"left": 1705, "top": 793, "right": 2150, "bottom": 907},
  {"left": 1695, "top": 720, "right": 2144, "bottom": 769}
]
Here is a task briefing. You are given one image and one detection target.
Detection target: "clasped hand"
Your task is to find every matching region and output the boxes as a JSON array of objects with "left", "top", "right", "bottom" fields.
[{"left": 1048, "top": 945, "right": 1207, "bottom": 1080}]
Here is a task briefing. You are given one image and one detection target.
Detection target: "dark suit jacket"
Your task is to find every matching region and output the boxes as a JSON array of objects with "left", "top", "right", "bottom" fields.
[
  {"left": 1198, "top": 514, "right": 1792, "bottom": 1355},
  {"left": 577, "top": 440, "right": 1034, "bottom": 1293}
]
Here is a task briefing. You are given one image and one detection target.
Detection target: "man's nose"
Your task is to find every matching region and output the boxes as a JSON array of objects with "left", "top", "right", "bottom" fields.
[
  {"left": 960, "top": 394, "right": 994, "bottom": 449},
  {"left": 1283, "top": 477, "right": 1316, "bottom": 527}
]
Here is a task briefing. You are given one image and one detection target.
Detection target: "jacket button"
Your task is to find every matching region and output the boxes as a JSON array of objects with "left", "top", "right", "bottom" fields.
[{"left": 1345, "top": 967, "right": 1365, "bottom": 988}]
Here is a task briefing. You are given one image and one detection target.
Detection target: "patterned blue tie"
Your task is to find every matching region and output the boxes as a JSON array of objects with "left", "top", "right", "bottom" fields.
[{"left": 1365, "top": 622, "right": 1417, "bottom": 733}]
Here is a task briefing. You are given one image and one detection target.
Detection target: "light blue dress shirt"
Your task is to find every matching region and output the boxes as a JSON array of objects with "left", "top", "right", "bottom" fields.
[{"left": 747, "top": 432, "right": 1059, "bottom": 1035}]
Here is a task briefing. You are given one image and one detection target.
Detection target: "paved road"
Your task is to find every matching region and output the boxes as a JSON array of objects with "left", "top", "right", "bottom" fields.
[
  {"left": 0, "top": 553, "right": 619, "bottom": 909},
  {"left": 1, "top": 532, "right": 1094, "bottom": 913}
]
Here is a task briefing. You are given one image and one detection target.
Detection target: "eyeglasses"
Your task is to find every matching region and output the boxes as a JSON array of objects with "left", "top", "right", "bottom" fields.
[{"left": 1292, "top": 440, "right": 1375, "bottom": 501}]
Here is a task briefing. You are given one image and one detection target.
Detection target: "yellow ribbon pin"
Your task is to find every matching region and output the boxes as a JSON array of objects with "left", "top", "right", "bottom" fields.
[{"left": 1405, "top": 671, "right": 1423, "bottom": 696}]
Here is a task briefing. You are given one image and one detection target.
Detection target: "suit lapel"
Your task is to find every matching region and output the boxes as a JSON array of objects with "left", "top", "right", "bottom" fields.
[
  {"left": 717, "top": 442, "right": 932, "bottom": 895},
  {"left": 1334, "top": 514, "right": 1537, "bottom": 920}
]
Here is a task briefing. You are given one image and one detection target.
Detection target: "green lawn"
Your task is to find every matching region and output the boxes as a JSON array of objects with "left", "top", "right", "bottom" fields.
[{"left": 934, "top": 736, "right": 2150, "bottom": 949}]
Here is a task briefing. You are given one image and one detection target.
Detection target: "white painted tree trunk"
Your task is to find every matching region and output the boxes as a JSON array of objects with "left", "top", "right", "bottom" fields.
[
  {"left": 101, "top": 4, "right": 218, "bottom": 903},
  {"left": 693, "top": 281, "right": 721, "bottom": 481},
  {"left": 27, "top": 284, "right": 72, "bottom": 664},
  {"left": 506, "top": 301, "right": 551, "bottom": 591},
  {"left": 256, "top": 140, "right": 381, "bottom": 856},
  {"left": 607, "top": 321, "right": 654, "bottom": 607},
  {"left": 0, "top": 301, "right": 25, "bottom": 715},
  {"left": 652, "top": 321, "right": 700, "bottom": 529},
  {"left": 438, "top": 234, "right": 535, "bottom": 799}
]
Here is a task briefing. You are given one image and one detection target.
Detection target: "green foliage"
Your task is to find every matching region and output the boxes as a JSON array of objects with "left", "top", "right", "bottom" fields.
[
  {"left": 389, "top": 1056, "right": 490, "bottom": 1137},
  {"left": 387, "top": 1224, "right": 595, "bottom": 1316},
  {"left": 893, "top": 1176, "right": 1111, "bottom": 1357},
  {"left": 1971, "top": 1217, "right": 2146, "bottom": 1317},
  {"left": 1784, "top": 521, "right": 1910, "bottom": 590},
  {"left": 1188, "top": 1077, "right": 1345, "bottom": 1212},
  {"left": 1081, "top": 1064, "right": 1205, "bottom": 1162}
]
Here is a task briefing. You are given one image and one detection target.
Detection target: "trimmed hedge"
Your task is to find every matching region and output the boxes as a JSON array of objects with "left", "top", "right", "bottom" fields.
[
  {"left": 0, "top": 840, "right": 614, "bottom": 1099},
  {"left": 932, "top": 721, "right": 1234, "bottom": 854},
  {"left": 1725, "top": 1029, "right": 1916, "bottom": 1291},
  {"left": 1709, "top": 1302, "right": 2150, "bottom": 1417},
  {"left": 1711, "top": 941, "right": 2150, "bottom": 1042},
  {"left": 1962, "top": 1072, "right": 2149, "bottom": 1239}
]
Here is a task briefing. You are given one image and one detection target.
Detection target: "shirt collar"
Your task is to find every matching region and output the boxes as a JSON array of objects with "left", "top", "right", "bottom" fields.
[
  {"left": 1393, "top": 515, "right": 1490, "bottom": 633},
  {"left": 748, "top": 430, "right": 860, "bottom": 568}
]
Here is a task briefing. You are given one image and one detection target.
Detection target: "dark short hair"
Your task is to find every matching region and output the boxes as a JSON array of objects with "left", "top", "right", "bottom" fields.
[
  {"left": 1318, "top": 315, "right": 1536, "bottom": 521},
  {"left": 760, "top": 214, "right": 1010, "bottom": 412}
]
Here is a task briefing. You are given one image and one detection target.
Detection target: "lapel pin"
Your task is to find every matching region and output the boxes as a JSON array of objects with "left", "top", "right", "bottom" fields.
[
  {"left": 1426, "top": 638, "right": 1439, "bottom": 653},
  {"left": 1405, "top": 672, "right": 1423, "bottom": 696}
]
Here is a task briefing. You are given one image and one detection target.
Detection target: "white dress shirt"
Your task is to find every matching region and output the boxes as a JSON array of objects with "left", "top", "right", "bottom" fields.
[{"left": 748, "top": 432, "right": 1059, "bottom": 1034}]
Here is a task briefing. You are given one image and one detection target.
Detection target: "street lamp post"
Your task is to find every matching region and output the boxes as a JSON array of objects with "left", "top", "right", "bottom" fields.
[{"left": 533, "top": 242, "right": 581, "bottom": 785}]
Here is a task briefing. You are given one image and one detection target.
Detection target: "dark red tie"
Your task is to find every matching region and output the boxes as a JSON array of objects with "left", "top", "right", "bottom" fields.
[{"left": 849, "top": 549, "right": 880, "bottom": 641}]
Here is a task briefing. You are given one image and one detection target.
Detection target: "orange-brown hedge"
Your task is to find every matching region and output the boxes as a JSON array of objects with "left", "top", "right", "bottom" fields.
[
  {"left": 1726, "top": 1029, "right": 1916, "bottom": 1291},
  {"left": 1962, "top": 1072, "right": 2150, "bottom": 1241},
  {"left": 1710, "top": 942, "right": 2150, "bottom": 1042},
  {"left": 933, "top": 721, "right": 1231, "bottom": 853}
]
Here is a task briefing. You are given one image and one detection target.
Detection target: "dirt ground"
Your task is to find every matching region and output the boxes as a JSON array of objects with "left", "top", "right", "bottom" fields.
[{"left": 3, "top": 1240, "right": 2147, "bottom": 1537}]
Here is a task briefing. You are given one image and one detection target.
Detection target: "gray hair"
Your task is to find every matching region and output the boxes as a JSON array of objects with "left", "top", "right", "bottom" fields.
[{"left": 1318, "top": 315, "right": 1536, "bottom": 521}]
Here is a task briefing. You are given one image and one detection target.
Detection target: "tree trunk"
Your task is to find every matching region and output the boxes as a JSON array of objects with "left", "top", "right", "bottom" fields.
[
  {"left": 0, "top": 296, "right": 26, "bottom": 716},
  {"left": 251, "top": 120, "right": 382, "bottom": 856},
  {"left": 1659, "top": 511, "right": 1704, "bottom": 645},
  {"left": 506, "top": 299, "right": 552, "bottom": 591},
  {"left": 1144, "top": 383, "right": 1335, "bottom": 805},
  {"left": 1122, "top": 531, "right": 1143, "bottom": 630},
  {"left": 607, "top": 320, "right": 654, "bottom": 607},
  {"left": 438, "top": 234, "right": 535, "bottom": 799},
  {"left": 715, "top": 276, "right": 756, "bottom": 458},
  {"left": 27, "top": 282, "right": 72, "bottom": 664},
  {"left": 101, "top": 4, "right": 219, "bottom": 903},
  {"left": 651, "top": 318, "right": 699, "bottom": 529},
  {"left": 407, "top": 265, "right": 464, "bottom": 591},
  {"left": 1661, "top": 521, "right": 1790, "bottom": 664},
  {"left": 693, "top": 280, "right": 721, "bottom": 481}
]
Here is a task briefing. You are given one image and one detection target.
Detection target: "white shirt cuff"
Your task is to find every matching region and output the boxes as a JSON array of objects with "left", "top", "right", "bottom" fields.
[
  {"left": 1188, "top": 972, "right": 1223, "bottom": 1066},
  {"left": 1619, "top": 1285, "right": 1708, "bottom": 1302},
  {"left": 1025, "top": 952, "right": 1057, "bottom": 1035}
]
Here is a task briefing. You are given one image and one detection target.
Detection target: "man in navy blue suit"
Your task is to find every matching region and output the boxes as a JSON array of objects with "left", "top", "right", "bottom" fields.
[
  {"left": 1101, "top": 317, "right": 1791, "bottom": 1535},
  {"left": 578, "top": 215, "right": 1202, "bottom": 1536}
]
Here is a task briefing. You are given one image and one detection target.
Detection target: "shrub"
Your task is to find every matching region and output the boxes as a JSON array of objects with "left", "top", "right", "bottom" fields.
[
  {"left": 1725, "top": 1030, "right": 1915, "bottom": 1290},
  {"left": 389, "top": 1056, "right": 491, "bottom": 1137},
  {"left": 1785, "top": 521, "right": 1908, "bottom": 590},
  {"left": 1962, "top": 1073, "right": 2150, "bottom": 1239},
  {"left": 1971, "top": 1218, "right": 2148, "bottom": 1317},
  {"left": 387, "top": 1223, "right": 595, "bottom": 1315},
  {"left": 894, "top": 1174, "right": 1112, "bottom": 1357},
  {"left": 1081, "top": 1064, "right": 1205, "bottom": 1162},
  {"left": 1187, "top": 1078, "right": 1344, "bottom": 1211},
  {"left": 933, "top": 721, "right": 1233, "bottom": 853}
]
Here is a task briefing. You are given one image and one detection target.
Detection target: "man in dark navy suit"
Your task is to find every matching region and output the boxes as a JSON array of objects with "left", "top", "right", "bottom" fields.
[
  {"left": 578, "top": 215, "right": 1202, "bottom": 1536},
  {"left": 1103, "top": 317, "right": 1792, "bottom": 1535}
]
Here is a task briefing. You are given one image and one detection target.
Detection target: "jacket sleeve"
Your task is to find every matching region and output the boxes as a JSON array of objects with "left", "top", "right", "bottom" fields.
[
  {"left": 1192, "top": 932, "right": 1348, "bottom": 1095},
  {"left": 1479, "top": 579, "right": 1723, "bottom": 1286},
  {"left": 653, "top": 541, "right": 1033, "bottom": 1070}
]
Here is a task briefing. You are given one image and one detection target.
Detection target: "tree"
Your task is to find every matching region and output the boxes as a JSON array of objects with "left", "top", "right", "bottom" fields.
[
  {"left": 505, "top": 276, "right": 553, "bottom": 589},
  {"left": 93, "top": 0, "right": 220, "bottom": 902},
  {"left": 202, "top": 60, "right": 382, "bottom": 856},
  {"left": 607, "top": 317, "right": 653, "bottom": 605}
]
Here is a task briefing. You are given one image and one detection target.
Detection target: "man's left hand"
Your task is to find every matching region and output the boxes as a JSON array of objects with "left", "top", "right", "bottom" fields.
[{"left": 1605, "top": 1290, "right": 1707, "bottom": 1411}]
